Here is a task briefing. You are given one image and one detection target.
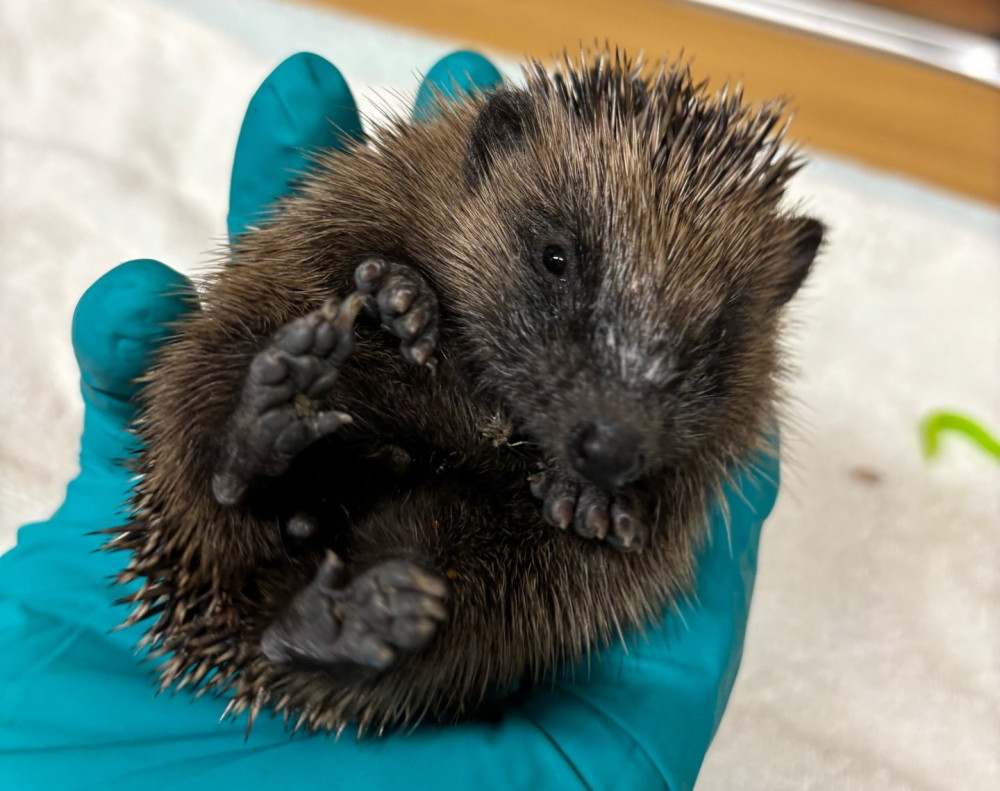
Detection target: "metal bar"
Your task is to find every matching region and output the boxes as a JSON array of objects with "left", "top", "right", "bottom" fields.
[{"left": 678, "top": 0, "right": 1000, "bottom": 87}]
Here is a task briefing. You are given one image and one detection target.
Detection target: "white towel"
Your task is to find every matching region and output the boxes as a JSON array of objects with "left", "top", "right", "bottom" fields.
[{"left": 1, "top": 0, "right": 997, "bottom": 787}]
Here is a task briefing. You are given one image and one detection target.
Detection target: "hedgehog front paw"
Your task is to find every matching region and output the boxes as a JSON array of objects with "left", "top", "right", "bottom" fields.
[
  {"left": 261, "top": 552, "right": 448, "bottom": 669},
  {"left": 211, "top": 294, "right": 367, "bottom": 506},
  {"left": 530, "top": 465, "right": 648, "bottom": 552},
  {"left": 354, "top": 258, "right": 439, "bottom": 367}
]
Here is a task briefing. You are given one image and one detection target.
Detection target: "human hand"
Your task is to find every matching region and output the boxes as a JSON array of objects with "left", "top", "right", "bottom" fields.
[{"left": 0, "top": 51, "right": 777, "bottom": 791}]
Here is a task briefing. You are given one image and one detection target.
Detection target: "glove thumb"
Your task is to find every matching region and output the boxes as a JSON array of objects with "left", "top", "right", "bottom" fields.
[{"left": 71, "top": 259, "right": 193, "bottom": 470}]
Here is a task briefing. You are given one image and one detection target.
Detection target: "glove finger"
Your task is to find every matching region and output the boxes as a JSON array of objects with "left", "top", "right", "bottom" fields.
[
  {"left": 228, "top": 52, "right": 363, "bottom": 242},
  {"left": 71, "top": 259, "right": 194, "bottom": 421},
  {"left": 524, "top": 443, "right": 779, "bottom": 791},
  {"left": 412, "top": 50, "right": 503, "bottom": 122}
]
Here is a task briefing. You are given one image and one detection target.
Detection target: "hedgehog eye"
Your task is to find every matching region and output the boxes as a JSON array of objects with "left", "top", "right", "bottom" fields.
[{"left": 541, "top": 244, "right": 568, "bottom": 277}]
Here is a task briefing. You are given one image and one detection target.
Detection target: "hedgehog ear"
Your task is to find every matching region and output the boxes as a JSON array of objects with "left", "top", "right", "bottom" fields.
[
  {"left": 466, "top": 88, "right": 537, "bottom": 189},
  {"left": 771, "top": 216, "right": 824, "bottom": 307}
]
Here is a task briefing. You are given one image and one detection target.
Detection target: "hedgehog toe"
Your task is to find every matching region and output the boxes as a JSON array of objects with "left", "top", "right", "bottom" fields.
[
  {"left": 607, "top": 499, "right": 648, "bottom": 552},
  {"left": 575, "top": 485, "right": 611, "bottom": 540}
]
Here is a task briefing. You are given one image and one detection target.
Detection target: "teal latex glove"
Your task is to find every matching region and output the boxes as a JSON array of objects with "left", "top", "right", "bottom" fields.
[{"left": 0, "top": 52, "right": 777, "bottom": 791}]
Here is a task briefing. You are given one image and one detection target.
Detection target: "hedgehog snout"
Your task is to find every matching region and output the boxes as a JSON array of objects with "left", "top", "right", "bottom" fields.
[{"left": 567, "top": 419, "right": 645, "bottom": 489}]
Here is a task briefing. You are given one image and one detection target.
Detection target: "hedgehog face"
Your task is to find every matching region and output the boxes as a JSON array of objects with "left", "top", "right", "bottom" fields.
[{"left": 446, "top": 70, "right": 822, "bottom": 487}]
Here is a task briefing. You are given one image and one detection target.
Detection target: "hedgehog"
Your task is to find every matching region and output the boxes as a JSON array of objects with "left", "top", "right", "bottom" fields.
[{"left": 107, "top": 49, "right": 824, "bottom": 735}]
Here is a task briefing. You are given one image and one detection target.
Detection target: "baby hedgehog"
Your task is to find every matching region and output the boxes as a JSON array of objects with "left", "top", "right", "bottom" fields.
[{"left": 108, "top": 49, "right": 823, "bottom": 735}]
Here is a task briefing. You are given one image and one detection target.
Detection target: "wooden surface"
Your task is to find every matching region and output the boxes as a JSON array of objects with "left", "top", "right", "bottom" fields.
[
  {"left": 863, "top": 0, "right": 1000, "bottom": 35},
  {"left": 310, "top": 0, "right": 1000, "bottom": 205}
]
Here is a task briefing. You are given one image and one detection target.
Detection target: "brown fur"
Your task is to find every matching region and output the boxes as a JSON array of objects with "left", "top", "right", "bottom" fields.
[{"left": 107, "top": 49, "right": 822, "bottom": 734}]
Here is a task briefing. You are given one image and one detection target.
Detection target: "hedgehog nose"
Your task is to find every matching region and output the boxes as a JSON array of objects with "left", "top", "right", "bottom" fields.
[{"left": 568, "top": 420, "right": 644, "bottom": 488}]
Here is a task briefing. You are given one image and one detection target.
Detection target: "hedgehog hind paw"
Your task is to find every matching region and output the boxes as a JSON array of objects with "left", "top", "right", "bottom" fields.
[{"left": 261, "top": 553, "right": 449, "bottom": 670}]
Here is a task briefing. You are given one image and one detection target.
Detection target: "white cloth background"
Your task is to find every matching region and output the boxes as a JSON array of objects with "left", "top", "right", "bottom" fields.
[{"left": 1, "top": 0, "right": 997, "bottom": 788}]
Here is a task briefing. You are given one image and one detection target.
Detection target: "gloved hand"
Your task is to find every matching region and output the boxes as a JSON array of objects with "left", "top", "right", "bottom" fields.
[{"left": 0, "top": 51, "right": 778, "bottom": 791}]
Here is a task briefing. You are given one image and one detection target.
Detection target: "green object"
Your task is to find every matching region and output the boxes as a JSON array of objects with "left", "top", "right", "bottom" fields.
[
  {"left": 0, "top": 52, "right": 779, "bottom": 791},
  {"left": 920, "top": 411, "right": 1000, "bottom": 462}
]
